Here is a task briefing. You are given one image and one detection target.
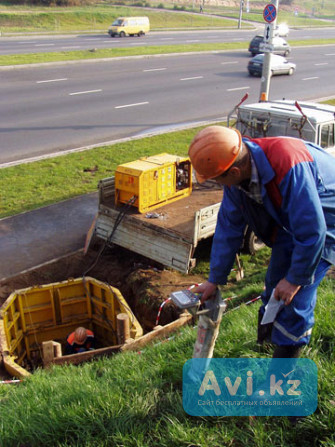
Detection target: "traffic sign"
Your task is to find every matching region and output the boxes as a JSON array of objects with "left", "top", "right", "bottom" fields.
[
  {"left": 263, "top": 23, "right": 274, "bottom": 43},
  {"left": 263, "top": 4, "right": 277, "bottom": 23}
]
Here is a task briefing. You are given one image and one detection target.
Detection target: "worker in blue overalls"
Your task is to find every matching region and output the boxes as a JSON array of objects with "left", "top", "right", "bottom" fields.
[{"left": 188, "top": 126, "right": 335, "bottom": 358}]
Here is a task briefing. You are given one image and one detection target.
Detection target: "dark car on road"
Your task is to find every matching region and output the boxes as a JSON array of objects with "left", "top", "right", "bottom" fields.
[
  {"left": 248, "top": 35, "right": 291, "bottom": 57},
  {"left": 248, "top": 54, "right": 296, "bottom": 77}
]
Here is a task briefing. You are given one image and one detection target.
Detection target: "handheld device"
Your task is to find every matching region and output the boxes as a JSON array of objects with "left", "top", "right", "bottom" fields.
[{"left": 170, "top": 289, "right": 201, "bottom": 309}]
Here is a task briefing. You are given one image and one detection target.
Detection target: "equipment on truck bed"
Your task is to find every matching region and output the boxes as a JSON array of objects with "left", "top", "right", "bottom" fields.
[{"left": 114, "top": 153, "right": 192, "bottom": 213}]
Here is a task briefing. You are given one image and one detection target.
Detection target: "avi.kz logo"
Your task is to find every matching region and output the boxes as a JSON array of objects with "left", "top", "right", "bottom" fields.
[{"left": 182, "top": 358, "right": 317, "bottom": 416}]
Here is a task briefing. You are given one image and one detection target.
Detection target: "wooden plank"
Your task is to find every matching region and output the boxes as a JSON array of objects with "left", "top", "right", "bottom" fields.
[
  {"left": 116, "top": 313, "right": 130, "bottom": 344},
  {"left": 52, "top": 344, "right": 122, "bottom": 366},
  {"left": 121, "top": 313, "right": 192, "bottom": 352},
  {"left": 42, "top": 340, "right": 55, "bottom": 366}
]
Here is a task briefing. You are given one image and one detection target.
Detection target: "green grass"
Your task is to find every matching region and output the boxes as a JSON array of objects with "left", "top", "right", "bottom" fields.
[
  {"left": 1, "top": 0, "right": 334, "bottom": 36},
  {"left": 0, "top": 126, "right": 205, "bottom": 218},
  {"left": 0, "top": 42, "right": 247, "bottom": 66},
  {"left": 0, "top": 252, "right": 333, "bottom": 447},
  {"left": 1, "top": 38, "right": 335, "bottom": 66},
  {"left": 211, "top": 10, "right": 333, "bottom": 27},
  {"left": 0, "top": 4, "right": 240, "bottom": 34}
]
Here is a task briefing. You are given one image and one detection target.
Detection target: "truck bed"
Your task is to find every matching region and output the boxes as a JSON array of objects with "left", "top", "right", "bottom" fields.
[{"left": 94, "top": 178, "right": 223, "bottom": 273}]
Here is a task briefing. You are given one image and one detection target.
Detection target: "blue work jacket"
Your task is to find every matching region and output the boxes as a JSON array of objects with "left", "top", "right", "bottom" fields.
[{"left": 209, "top": 137, "right": 335, "bottom": 286}]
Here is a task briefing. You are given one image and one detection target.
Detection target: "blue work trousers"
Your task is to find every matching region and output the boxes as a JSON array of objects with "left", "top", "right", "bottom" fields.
[{"left": 260, "top": 236, "right": 331, "bottom": 346}]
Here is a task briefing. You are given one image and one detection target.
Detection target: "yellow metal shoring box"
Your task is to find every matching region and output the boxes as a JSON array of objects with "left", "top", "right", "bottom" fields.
[
  {"left": 0, "top": 277, "right": 143, "bottom": 378},
  {"left": 114, "top": 153, "right": 192, "bottom": 213}
]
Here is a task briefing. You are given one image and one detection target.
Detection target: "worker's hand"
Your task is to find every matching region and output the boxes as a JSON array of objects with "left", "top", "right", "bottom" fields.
[
  {"left": 192, "top": 281, "right": 218, "bottom": 303},
  {"left": 274, "top": 278, "right": 301, "bottom": 306}
]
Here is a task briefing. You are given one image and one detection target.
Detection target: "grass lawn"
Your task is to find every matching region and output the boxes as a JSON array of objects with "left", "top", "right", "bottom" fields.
[
  {"left": 0, "top": 4, "right": 242, "bottom": 34},
  {"left": 1, "top": 39, "right": 335, "bottom": 66},
  {"left": 0, "top": 126, "right": 206, "bottom": 218},
  {"left": 0, "top": 245, "right": 333, "bottom": 446}
]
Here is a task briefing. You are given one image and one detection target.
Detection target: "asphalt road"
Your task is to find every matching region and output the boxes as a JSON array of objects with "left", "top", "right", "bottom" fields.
[
  {"left": 1, "top": 27, "right": 335, "bottom": 55},
  {"left": 1, "top": 44, "right": 335, "bottom": 165}
]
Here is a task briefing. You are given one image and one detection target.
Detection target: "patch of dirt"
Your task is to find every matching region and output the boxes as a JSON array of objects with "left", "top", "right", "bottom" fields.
[
  {"left": 327, "top": 265, "right": 335, "bottom": 279},
  {"left": 0, "top": 246, "right": 205, "bottom": 332}
]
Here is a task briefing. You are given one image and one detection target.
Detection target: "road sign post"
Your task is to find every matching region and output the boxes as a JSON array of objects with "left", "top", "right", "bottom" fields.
[
  {"left": 238, "top": 0, "right": 244, "bottom": 29},
  {"left": 260, "top": 2, "right": 278, "bottom": 102}
]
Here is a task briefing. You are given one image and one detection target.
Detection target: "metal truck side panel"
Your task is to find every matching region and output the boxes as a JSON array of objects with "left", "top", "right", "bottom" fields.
[{"left": 96, "top": 211, "right": 193, "bottom": 273}]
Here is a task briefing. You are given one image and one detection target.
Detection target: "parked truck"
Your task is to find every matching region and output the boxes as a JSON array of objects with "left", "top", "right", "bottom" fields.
[
  {"left": 87, "top": 154, "right": 226, "bottom": 274},
  {"left": 87, "top": 99, "right": 335, "bottom": 273},
  {"left": 229, "top": 97, "right": 335, "bottom": 156}
]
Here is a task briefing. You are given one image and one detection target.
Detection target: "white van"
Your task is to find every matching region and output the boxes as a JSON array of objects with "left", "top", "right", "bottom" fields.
[{"left": 108, "top": 17, "right": 150, "bottom": 37}]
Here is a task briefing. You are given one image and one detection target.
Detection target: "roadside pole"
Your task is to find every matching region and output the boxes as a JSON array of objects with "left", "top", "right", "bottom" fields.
[
  {"left": 259, "top": 1, "right": 279, "bottom": 101},
  {"left": 238, "top": 0, "right": 244, "bottom": 29}
]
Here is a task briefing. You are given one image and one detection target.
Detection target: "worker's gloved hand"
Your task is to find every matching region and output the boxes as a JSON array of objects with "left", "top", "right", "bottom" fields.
[
  {"left": 274, "top": 278, "right": 301, "bottom": 305},
  {"left": 193, "top": 281, "right": 217, "bottom": 303}
]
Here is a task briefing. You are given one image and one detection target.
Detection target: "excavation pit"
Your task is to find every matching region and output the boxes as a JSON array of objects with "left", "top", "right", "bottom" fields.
[{"left": 0, "top": 247, "right": 205, "bottom": 378}]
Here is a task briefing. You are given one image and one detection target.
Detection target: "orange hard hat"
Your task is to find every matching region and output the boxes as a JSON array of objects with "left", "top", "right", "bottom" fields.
[
  {"left": 74, "top": 327, "right": 87, "bottom": 345},
  {"left": 188, "top": 126, "right": 242, "bottom": 183}
]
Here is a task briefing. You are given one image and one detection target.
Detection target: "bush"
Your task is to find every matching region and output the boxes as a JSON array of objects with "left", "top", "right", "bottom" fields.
[{"left": 157, "top": 3, "right": 164, "bottom": 8}]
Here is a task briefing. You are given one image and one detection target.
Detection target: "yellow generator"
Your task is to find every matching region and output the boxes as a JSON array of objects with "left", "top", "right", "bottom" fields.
[{"left": 115, "top": 153, "right": 192, "bottom": 213}]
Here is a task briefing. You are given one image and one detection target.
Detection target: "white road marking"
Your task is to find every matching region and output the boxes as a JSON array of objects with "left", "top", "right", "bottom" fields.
[
  {"left": 227, "top": 86, "right": 250, "bottom": 92},
  {"left": 61, "top": 46, "right": 81, "bottom": 49},
  {"left": 35, "top": 43, "right": 55, "bottom": 47},
  {"left": 160, "top": 38, "right": 174, "bottom": 40},
  {"left": 143, "top": 68, "right": 167, "bottom": 72},
  {"left": 17, "top": 41, "right": 36, "bottom": 44},
  {"left": 325, "top": 53, "right": 335, "bottom": 56},
  {"left": 186, "top": 39, "right": 200, "bottom": 43},
  {"left": 36, "top": 78, "right": 68, "bottom": 84},
  {"left": 130, "top": 43, "right": 144, "bottom": 46},
  {"left": 180, "top": 76, "right": 203, "bottom": 81},
  {"left": 221, "top": 61, "right": 238, "bottom": 65},
  {"left": 302, "top": 77, "right": 319, "bottom": 81},
  {"left": 115, "top": 101, "right": 149, "bottom": 109},
  {"left": 69, "top": 89, "right": 102, "bottom": 96},
  {"left": 314, "top": 62, "right": 328, "bottom": 66}
]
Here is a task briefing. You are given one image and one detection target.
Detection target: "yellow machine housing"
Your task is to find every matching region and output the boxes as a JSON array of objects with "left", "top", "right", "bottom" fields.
[{"left": 114, "top": 153, "right": 192, "bottom": 213}]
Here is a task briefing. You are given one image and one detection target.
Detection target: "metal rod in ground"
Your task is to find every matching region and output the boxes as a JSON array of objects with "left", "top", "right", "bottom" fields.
[{"left": 225, "top": 295, "right": 261, "bottom": 314}]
